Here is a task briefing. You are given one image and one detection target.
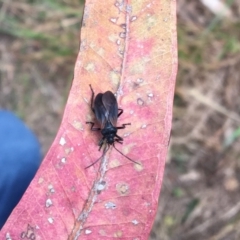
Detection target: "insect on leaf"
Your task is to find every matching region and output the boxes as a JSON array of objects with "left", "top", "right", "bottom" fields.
[{"left": 0, "top": 0, "right": 177, "bottom": 239}]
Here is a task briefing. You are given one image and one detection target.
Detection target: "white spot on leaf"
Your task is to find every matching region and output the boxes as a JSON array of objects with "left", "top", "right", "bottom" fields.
[
  {"left": 132, "top": 219, "right": 139, "bottom": 225},
  {"left": 48, "top": 217, "right": 54, "bottom": 224},
  {"left": 85, "top": 62, "right": 95, "bottom": 71},
  {"left": 59, "top": 137, "right": 66, "bottom": 146},
  {"left": 131, "top": 16, "right": 137, "bottom": 22},
  {"left": 6, "top": 233, "right": 12, "bottom": 240},
  {"left": 119, "top": 32, "right": 126, "bottom": 38},
  {"left": 110, "top": 17, "right": 118, "bottom": 23},
  {"left": 137, "top": 98, "right": 144, "bottom": 106},
  {"left": 85, "top": 229, "right": 92, "bottom": 235},
  {"left": 137, "top": 78, "right": 144, "bottom": 83},
  {"left": 96, "top": 181, "right": 106, "bottom": 192},
  {"left": 105, "top": 202, "right": 117, "bottom": 209},
  {"left": 48, "top": 184, "right": 55, "bottom": 193},
  {"left": 46, "top": 199, "right": 53, "bottom": 208}
]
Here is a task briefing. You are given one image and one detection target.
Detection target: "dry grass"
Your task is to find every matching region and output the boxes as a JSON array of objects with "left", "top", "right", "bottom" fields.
[
  {"left": 151, "top": 1, "right": 240, "bottom": 240},
  {"left": 0, "top": 0, "right": 84, "bottom": 152},
  {"left": 1, "top": 0, "right": 240, "bottom": 239}
]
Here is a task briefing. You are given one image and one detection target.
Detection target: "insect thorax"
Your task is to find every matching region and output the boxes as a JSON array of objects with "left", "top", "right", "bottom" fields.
[{"left": 101, "top": 122, "right": 117, "bottom": 144}]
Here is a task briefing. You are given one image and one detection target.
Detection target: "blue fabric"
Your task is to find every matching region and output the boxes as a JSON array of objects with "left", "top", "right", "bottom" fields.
[{"left": 0, "top": 110, "right": 42, "bottom": 229}]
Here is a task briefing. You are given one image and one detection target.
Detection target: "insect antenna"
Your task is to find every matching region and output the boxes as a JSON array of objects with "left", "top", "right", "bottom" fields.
[
  {"left": 112, "top": 144, "right": 141, "bottom": 166},
  {"left": 85, "top": 145, "right": 109, "bottom": 169}
]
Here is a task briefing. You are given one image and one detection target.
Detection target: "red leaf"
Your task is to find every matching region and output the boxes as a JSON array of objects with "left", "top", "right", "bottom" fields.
[{"left": 1, "top": 0, "right": 177, "bottom": 239}]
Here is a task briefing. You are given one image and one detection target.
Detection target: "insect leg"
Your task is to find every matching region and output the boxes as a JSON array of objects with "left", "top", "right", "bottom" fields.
[
  {"left": 116, "top": 123, "right": 131, "bottom": 129},
  {"left": 98, "top": 137, "right": 105, "bottom": 151},
  {"left": 85, "top": 157, "right": 102, "bottom": 169},
  {"left": 89, "top": 84, "right": 95, "bottom": 113},
  {"left": 85, "top": 145, "right": 109, "bottom": 169},
  {"left": 86, "top": 122, "right": 101, "bottom": 131},
  {"left": 115, "top": 135, "right": 123, "bottom": 144},
  {"left": 113, "top": 144, "right": 141, "bottom": 165},
  {"left": 117, "top": 108, "right": 123, "bottom": 117},
  {"left": 115, "top": 134, "right": 123, "bottom": 141},
  {"left": 115, "top": 139, "right": 123, "bottom": 144}
]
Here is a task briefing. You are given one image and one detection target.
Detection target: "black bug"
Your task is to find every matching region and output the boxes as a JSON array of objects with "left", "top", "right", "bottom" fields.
[{"left": 86, "top": 85, "right": 140, "bottom": 168}]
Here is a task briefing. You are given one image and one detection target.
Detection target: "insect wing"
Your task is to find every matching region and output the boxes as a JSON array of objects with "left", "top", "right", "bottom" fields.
[
  {"left": 102, "top": 91, "right": 118, "bottom": 126},
  {"left": 93, "top": 93, "right": 107, "bottom": 127}
]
